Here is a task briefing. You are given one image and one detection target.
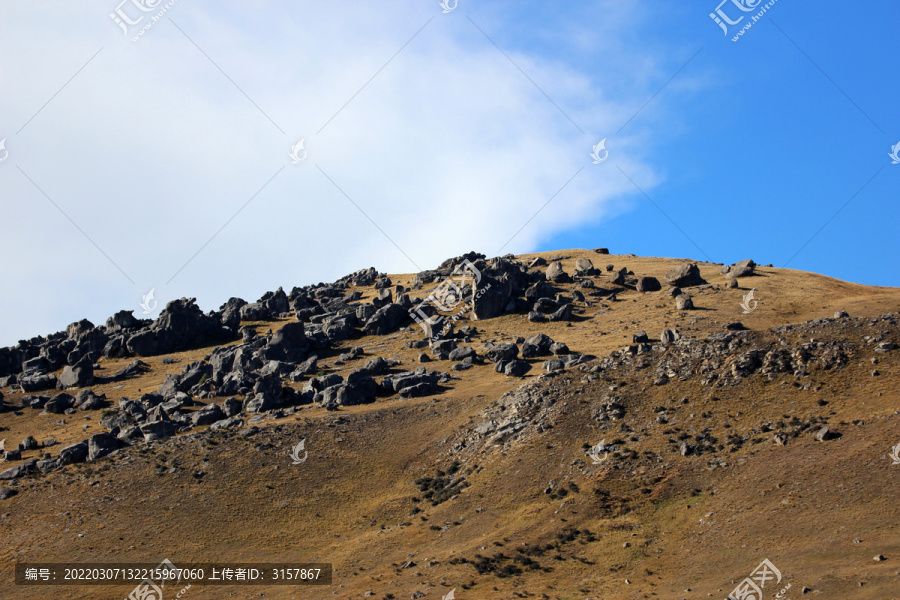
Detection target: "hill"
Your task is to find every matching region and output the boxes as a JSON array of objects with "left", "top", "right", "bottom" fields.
[{"left": 0, "top": 249, "right": 898, "bottom": 600}]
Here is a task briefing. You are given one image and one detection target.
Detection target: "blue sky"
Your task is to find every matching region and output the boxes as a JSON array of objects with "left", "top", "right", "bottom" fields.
[
  {"left": 538, "top": 1, "right": 899, "bottom": 282},
  {"left": 0, "top": 1, "right": 897, "bottom": 346}
]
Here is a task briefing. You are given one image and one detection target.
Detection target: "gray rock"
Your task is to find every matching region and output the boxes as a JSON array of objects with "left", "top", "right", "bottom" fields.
[
  {"left": 724, "top": 259, "right": 755, "bottom": 279},
  {"left": 364, "top": 303, "right": 409, "bottom": 336},
  {"left": 660, "top": 329, "right": 679, "bottom": 344},
  {"left": 815, "top": 426, "right": 837, "bottom": 441},
  {"left": 18, "top": 372, "right": 57, "bottom": 392},
  {"left": 503, "top": 360, "right": 532, "bottom": 377},
  {"left": 546, "top": 262, "right": 570, "bottom": 283},
  {"left": 398, "top": 382, "right": 438, "bottom": 398},
  {"left": 243, "top": 392, "right": 279, "bottom": 414},
  {"left": 221, "top": 397, "right": 242, "bottom": 417},
  {"left": 527, "top": 311, "right": 547, "bottom": 323},
  {"left": 574, "top": 257, "right": 596, "bottom": 276},
  {"left": 260, "top": 322, "right": 310, "bottom": 363},
  {"left": 610, "top": 267, "right": 627, "bottom": 286},
  {"left": 548, "top": 304, "right": 573, "bottom": 322},
  {"left": 140, "top": 420, "right": 177, "bottom": 442},
  {"left": 363, "top": 356, "right": 389, "bottom": 375},
  {"left": 57, "top": 355, "right": 94, "bottom": 389},
  {"left": 0, "top": 487, "right": 18, "bottom": 499},
  {"left": 521, "top": 333, "right": 553, "bottom": 358},
  {"left": 101, "top": 408, "right": 133, "bottom": 431},
  {"left": 542, "top": 358, "right": 564, "bottom": 371},
  {"left": 158, "top": 360, "right": 211, "bottom": 399},
  {"left": 58, "top": 442, "right": 89, "bottom": 465},
  {"left": 45, "top": 393, "right": 76, "bottom": 414},
  {"left": 383, "top": 368, "right": 440, "bottom": 397},
  {"left": 549, "top": 342, "right": 569, "bottom": 355},
  {"left": 0, "top": 461, "right": 35, "bottom": 480},
  {"left": 209, "top": 416, "right": 243, "bottom": 431},
  {"left": 675, "top": 295, "right": 694, "bottom": 310},
  {"left": 37, "top": 458, "right": 58, "bottom": 473},
  {"left": 76, "top": 389, "right": 106, "bottom": 411},
  {"left": 636, "top": 276, "right": 661, "bottom": 293},
  {"left": 485, "top": 343, "right": 518, "bottom": 363},
  {"left": 665, "top": 263, "right": 705, "bottom": 287},
  {"left": 448, "top": 346, "right": 476, "bottom": 362},
  {"left": 88, "top": 433, "right": 121, "bottom": 461},
  {"left": 127, "top": 297, "right": 235, "bottom": 356},
  {"left": 191, "top": 403, "right": 226, "bottom": 426}
]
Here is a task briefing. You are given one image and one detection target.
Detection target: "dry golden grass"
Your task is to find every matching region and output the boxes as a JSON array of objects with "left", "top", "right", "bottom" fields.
[{"left": 0, "top": 250, "right": 898, "bottom": 600}]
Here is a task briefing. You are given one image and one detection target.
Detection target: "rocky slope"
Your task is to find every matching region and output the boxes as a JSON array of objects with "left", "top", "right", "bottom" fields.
[{"left": 0, "top": 249, "right": 897, "bottom": 600}]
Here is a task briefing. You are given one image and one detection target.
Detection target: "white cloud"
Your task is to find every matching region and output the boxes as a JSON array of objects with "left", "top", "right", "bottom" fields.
[{"left": 0, "top": 0, "right": 675, "bottom": 345}]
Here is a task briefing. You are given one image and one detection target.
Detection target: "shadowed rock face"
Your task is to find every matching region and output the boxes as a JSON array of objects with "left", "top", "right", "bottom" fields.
[
  {"left": 665, "top": 263, "right": 706, "bottom": 287},
  {"left": 125, "top": 298, "right": 236, "bottom": 356},
  {"left": 259, "top": 322, "right": 310, "bottom": 363}
]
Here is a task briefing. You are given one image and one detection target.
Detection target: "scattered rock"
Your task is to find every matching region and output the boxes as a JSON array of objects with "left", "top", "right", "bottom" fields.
[
  {"left": 522, "top": 334, "right": 554, "bottom": 358},
  {"left": 814, "top": 426, "right": 838, "bottom": 442},
  {"left": 191, "top": 403, "right": 226, "bottom": 426},
  {"left": 546, "top": 262, "right": 570, "bottom": 283},
  {"left": 485, "top": 343, "right": 519, "bottom": 363},
  {"left": 57, "top": 355, "right": 94, "bottom": 389},
  {"left": 503, "top": 360, "right": 532, "bottom": 377},
  {"left": 574, "top": 258, "right": 596, "bottom": 276},
  {"left": 724, "top": 259, "right": 756, "bottom": 279},
  {"left": 665, "top": 263, "right": 705, "bottom": 287},
  {"left": 58, "top": 442, "right": 89, "bottom": 465},
  {"left": 660, "top": 329, "right": 679, "bottom": 344},
  {"left": 87, "top": 433, "right": 121, "bottom": 461},
  {"left": 636, "top": 276, "right": 661, "bottom": 292},
  {"left": 675, "top": 295, "right": 694, "bottom": 310}
]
